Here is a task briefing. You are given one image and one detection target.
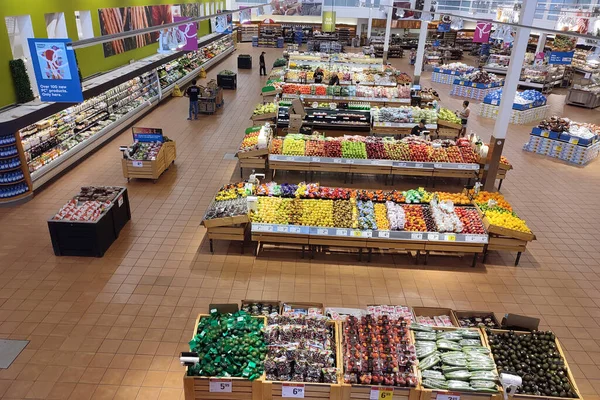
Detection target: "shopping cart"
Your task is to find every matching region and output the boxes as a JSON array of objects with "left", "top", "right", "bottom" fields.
[{"left": 197, "top": 85, "right": 224, "bottom": 115}]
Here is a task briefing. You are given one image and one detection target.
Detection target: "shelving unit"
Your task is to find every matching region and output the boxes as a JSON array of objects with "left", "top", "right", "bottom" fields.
[
  {"left": 483, "top": 54, "right": 510, "bottom": 74},
  {"left": 518, "top": 65, "right": 565, "bottom": 93},
  {"left": 255, "top": 23, "right": 283, "bottom": 48},
  {"left": 238, "top": 24, "right": 259, "bottom": 42},
  {"left": 567, "top": 72, "right": 600, "bottom": 108},
  {"left": 277, "top": 106, "right": 371, "bottom": 132}
]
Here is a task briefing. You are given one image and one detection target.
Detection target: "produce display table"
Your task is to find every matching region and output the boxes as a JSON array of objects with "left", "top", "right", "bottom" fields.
[
  {"left": 523, "top": 130, "right": 600, "bottom": 166},
  {"left": 566, "top": 87, "right": 600, "bottom": 108},
  {"left": 450, "top": 80, "right": 504, "bottom": 101},
  {"left": 48, "top": 187, "right": 131, "bottom": 257},
  {"left": 217, "top": 72, "right": 237, "bottom": 89},
  {"left": 371, "top": 122, "right": 438, "bottom": 136},
  {"left": 478, "top": 103, "right": 549, "bottom": 125},
  {"left": 431, "top": 67, "right": 475, "bottom": 85},
  {"left": 268, "top": 155, "right": 480, "bottom": 183},
  {"left": 121, "top": 141, "right": 176, "bottom": 182}
]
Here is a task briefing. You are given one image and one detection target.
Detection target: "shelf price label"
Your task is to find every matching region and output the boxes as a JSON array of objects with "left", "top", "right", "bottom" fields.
[
  {"left": 333, "top": 158, "right": 342, "bottom": 163},
  {"left": 312, "top": 157, "right": 321, "bottom": 162},
  {"left": 336, "top": 229, "right": 348, "bottom": 236},
  {"left": 541, "top": 131, "right": 549, "bottom": 138},
  {"left": 282, "top": 383, "right": 305, "bottom": 398},
  {"left": 378, "top": 230, "right": 390, "bottom": 238},
  {"left": 436, "top": 392, "right": 460, "bottom": 400},
  {"left": 289, "top": 226, "right": 302, "bottom": 234},
  {"left": 351, "top": 230, "right": 363, "bottom": 237},
  {"left": 411, "top": 233, "right": 423, "bottom": 240},
  {"left": 277, "top": 226, "right": 289, "bottom": 233},
  {"left": 317, "top": 228, "right": 328, "bottom": 235},
  {"left": 209, "top": 378, "right": 232, "bottom": 393},
  {"left": 434, "top": 163, "right": 442, "bottom": 168},
  {"left": 569, "top": 137, "right": 579, "bottom": 145},
  {"left": 132, "top": 161, "right": 144, "bottom": 168},
  {"left": 445, "top": 234, "right": 456, "bottom": 241},
  {"left": 428, "top": 232, "right": 439, "bottom": 241},
  {"left": 370, "top": 387, "right": 394, "bottom": 400},
  {"left": 415, "top": 163, "right": 424, "bottom": 168}
]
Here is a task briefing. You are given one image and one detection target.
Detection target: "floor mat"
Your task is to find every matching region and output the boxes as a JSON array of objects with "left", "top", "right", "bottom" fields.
[{"left": 0, "top": 340, "right": 28, "bottom": 368}]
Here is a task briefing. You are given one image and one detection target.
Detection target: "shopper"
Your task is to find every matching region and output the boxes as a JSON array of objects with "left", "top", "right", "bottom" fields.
[
  {"left": 329, "top": 73, "right": 340, "bottom": 86},
  {"left": 259, "top": 51, "right": 267, "bottom": 76},
  {"left": 314, "top": 67, "right": 324, "bottom": 84},
  {"left": 458, "top": 100, "right": 471, "bottom": 136},
  {"left": 411, "top": 119, "right": 427, "bottom": 136},
  {"left": 409, "top": 48, "right": 416, "bottom": 65},
  {"left": 185, "top": 80, "right": 201, "bottom": 120}
]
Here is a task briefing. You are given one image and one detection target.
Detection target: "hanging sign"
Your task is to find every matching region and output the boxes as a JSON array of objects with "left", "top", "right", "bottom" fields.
[
  {"left": 239, "top": 7, "right": 252, "bottom": 24},
  {"left": 174, "top": 16, "right": 198, "bottom": 51},
  {"left": 473, "top": 21, "right": 492, "bottom": 43},
  {"left": 132, "top": 127, "right": 164, "bottom": 142},
  {"left": 28, "top": 38, "right": 83, "bottom": 103},
  {"left": 322, "top": 11, "right": 336, "bottom": 32},
  {"left": 548, "top": 51, "right": 574, "bottom": 65},
  {"left": 438, "top": 15, "right": 451, "bottom": 32}
]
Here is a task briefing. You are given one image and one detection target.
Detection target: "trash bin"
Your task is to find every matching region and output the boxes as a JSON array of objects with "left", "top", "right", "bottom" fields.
[{"left": 238, "top": 54, "right": 252, "bottom": 69}]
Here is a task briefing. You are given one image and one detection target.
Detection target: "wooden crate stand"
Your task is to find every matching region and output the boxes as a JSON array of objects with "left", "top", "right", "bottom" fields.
[
  {"left": 480, "top": 329, "right": 583, "bottom": 400},
  {"left": 183, "top": 314, "right": 266, "bottom": 400},
  {"left": 121, "top": 141, "right": 176, "bottom": 183},
  {"left": 412, "top": 307, "right": 459, "bottom": 326}
]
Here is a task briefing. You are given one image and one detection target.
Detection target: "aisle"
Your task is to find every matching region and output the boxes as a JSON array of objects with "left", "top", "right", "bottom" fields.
[{"left": 0, "top": 44, "right": 599, "bottom": 399}]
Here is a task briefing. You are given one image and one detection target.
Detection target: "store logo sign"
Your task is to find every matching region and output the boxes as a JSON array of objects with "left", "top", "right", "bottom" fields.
[
  {"left": 473, "top": 21, "right": 492, "bottom": 43},
  {"left": 548, "top": 51, "right": 574, "bottom": 65}
]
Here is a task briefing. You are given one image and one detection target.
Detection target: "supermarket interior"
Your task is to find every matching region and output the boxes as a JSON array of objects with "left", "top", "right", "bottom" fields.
[{"left": 1, "top": 0, "right": 600, "bottom": 399}]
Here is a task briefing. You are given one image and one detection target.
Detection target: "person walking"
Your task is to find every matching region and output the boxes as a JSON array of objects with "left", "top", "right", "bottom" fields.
[
  {"left": 185, "top": 80, "right": 200, "bottom": 120},
  {"left": 259, "top": 51, "right": 267, "bottom": 76},
  {"left": 458, "top": 100, "right": 471, "bottom": 137}
]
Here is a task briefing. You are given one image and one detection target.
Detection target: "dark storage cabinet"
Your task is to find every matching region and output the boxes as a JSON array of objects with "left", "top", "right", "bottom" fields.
[
  {"left": 238, "top": 54, "right": 252, "bottom": 69},
  {"left": 217, "top": 72, "right": 237, "bottom": 89},
  {"left": 48, "top": 188, "right": 131, "bottom": 257}
]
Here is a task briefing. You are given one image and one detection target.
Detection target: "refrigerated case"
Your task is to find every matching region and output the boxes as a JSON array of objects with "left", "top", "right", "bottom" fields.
[
  {"left": 0, "top": 33, "right": 235, "bottom": 204},
  {"left": 484, "top": 54, "right": 510, "bottom": 74},
  {"left": 566, "top": 72, "right": 600, "bottom": 108}
]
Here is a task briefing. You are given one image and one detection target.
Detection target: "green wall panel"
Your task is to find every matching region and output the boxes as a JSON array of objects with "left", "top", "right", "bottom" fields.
[{"left": 0, "top": 0, "right": 217, "bottom": 107}]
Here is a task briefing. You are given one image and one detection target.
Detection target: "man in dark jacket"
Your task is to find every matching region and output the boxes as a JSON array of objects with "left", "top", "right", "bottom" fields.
[
  {"left": 259, "top": 52, "right": 267, "bottom": 76},
  {"left": 185, "top": 80, "right": 201, "bottom": 120}
]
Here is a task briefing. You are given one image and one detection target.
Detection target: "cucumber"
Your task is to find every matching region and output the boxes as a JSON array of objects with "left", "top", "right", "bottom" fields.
[
  {"left": 437, "top": 339, "right": 462, "bottom": 351},
  {"left": 447, "top": 380, "right": 472, "bottom": 390},
  {"left": 444, "top": 357, "right": 467, "bottom": 367},
  {"left": 422, "top": 378, "right": 448, "bottom": 390},
  {"left": 467, "top": 362, "right": 495, "bottom": 371},
  {"left": 444, "top": 370, "right": 471, "bottom": 381},
  {"left": 419, "top": 353, "right": 441, "bottom": 370},
  {"left": 416, "top": 345, "right": 436, "bottom": 359},
  {"left": 437, "top": 331, "right": 463, "bottom": 341},
  {"left": 470, "top": 371, "right": 498, "bottom": 382},
  {"left": 416, "top": 331, "right": 437, "bottom": 341},
  {"left": 411, "top": 323, "right": 434, "bottom": 332},
  {"left": 466, "top": 353, "right": 492, "bottom": 362},
  {"left": 471, "top": 380, "right": 497, "bottom": 389},
  {"left": 443, "top": 365, "right": 468, "bottom": 373},
  {"left": 460, "top": 339, "right": 482, "bottom": 347},
  {"left": 457, "top": 329, "right": 481, "bottom": 339},
  {"left": 462, "top": 346, "right": 490, "bottom": 354},
  {"left": 422, "top": 370, "right": 445, "bottom": 380}
]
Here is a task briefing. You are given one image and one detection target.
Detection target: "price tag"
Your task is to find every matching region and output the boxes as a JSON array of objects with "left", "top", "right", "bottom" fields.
[
  {"left": 209, "top": 378, "right": 232, "bottom": 393},
  {"left": 237, "top": 316, "right": 244, "bottom": 321},
  {"left": 541, "top": 131, "right": 549, "bottom": 138},
  {"left": 378, "top": 231, "right": 390, "bottom": 238},
  {"left": 312, "top": 157, "right": 321, "bottom": 162},
  {"left": 277, "top": 226, "right": 289, "bottom": 233},
  {"left": 569, "top": 137, "right": 579, "bottom": 145},
  {"left": 370, "top": 387, "right": 394, "bottom": 400},
  {"left": 333, "top": 158, "right": 342, "bottom": 163},
  {"left": 428, "top": 232, "right": 439, "bottom": 241},
  {"left": 351, "top": 230, "right": 363, "bottom": 237},
  {"left": 264, "top": 225, "right": 273, "bottom": 232},
  {"left": 289, "top": 226, "right": 301, "bottom": 234},
  {"left": 336, "top": 229, "right": 347, "bottom": 236},
  {"left": 398, "top": 162, "right": 407, "bottom": 168},
  {"left": 436, "top": 393, "right": 460, "bottom": 400},
  {"left": 117, "top": 196, "right": 124, "bottom": 207},
  {"left": 415, "top": 163, "right": 424, "bottom": 168},
  {"left": 411, "top": 233, "right": 423, "bottom": 240},
  {"left": 445, "top": 234, "right": 456, "bottom": 241},
  {"left": 317, "top": 228, "right": 328, "bottom": 235},
  {"left": 345, "top": 159, "right": 355, "bottom": 164},
  {"left": 282, "top": 383, "right": 305, "bottom": 398},
  {"left": 491, "top": 100, "right": 498, "bottom": 106},
  {"left": 434, "top": 163, "right": 442, "bottom": 168},
  {"left": 132, "top": 161, "right": 144, "bottom": 168},
  {"left": 364, "top": 230, "right": 373, "bottom": 238}
]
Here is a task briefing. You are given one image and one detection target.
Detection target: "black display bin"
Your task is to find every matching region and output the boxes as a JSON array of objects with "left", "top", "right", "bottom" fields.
[
  {"left": 238, "top": 54, "right": 252, "bottom": 69},
  {"left": 48, "top": 188, "right": 131, "bottom": 257},
  {"left": 217, "top": 72, "right": 237, "bottom": 89}
]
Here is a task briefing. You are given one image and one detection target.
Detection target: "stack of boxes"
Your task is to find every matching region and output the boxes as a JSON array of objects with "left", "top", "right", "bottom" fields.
[
  {"left": 479, "top": 103, "right": 550, "bottom": 124},
  {"left": 431, "top": 71, "right": 457, "bottom": 85},
  {"left": 523, "top": 128, "right": 600, "bottom": 166}
]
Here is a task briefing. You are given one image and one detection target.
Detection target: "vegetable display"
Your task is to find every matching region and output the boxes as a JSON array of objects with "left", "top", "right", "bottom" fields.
[
  {"left": 413, "top": 326, "right": 499, "bottom": 392},
  {"left": 372, "top": 106, "right": 438, "bottom": 124},
  {"left": 187, "top": 311, "right": 266, "bottom": 380},
  {"left": 486, "top": 330, "right": 578, "bottom": 398}
]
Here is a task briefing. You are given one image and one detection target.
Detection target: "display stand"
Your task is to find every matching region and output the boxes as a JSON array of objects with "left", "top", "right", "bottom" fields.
[
  {"left": 450, "top": 80, "right": 504, "bottom": 101},
  {"left": 371, "top": 122, "right": 438, "bottom": 137},
  {"left": 48, "top": 188, "right": 131, "bottom": 257},
  {"left": 566, "top": 88, "right": 600, "bottom": 109},
  {"left": 217, "top": 72, "right": 237, "bottom": 90},
  {"left": 121, "top": 129, "right": 176, "bottom": 183},
  {"left": 431, "top": 67, "right": 475, "bottom": 85},
  {"left": 436, "top": 119, "right": 462, "bottom": 138},
  {"left": 524, "top": 128, "right": 600, "bottom": 166},
  {"left": 478, "top": 103, "right": 549, "bottom": 125}
]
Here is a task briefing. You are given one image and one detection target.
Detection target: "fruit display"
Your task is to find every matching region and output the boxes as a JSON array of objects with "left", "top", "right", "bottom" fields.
[
  {"left": 455, "top": 208, "right": 486, "bottom": 234},
  {"left": 372, "top": 106, "right": 438, "bottom": 125},
  {"left": 343, "top": 314, "right": 418, "bottom": 387},
  {"left": 438, "top": 62, "right": 475, "bottom": 73},
  {"left": 403, "top": 188, "right": 431, "bottom": 204},
  {"left": 128, "top": 141, "right": 162, "bottom": 160},
  {"left": 414, "top": 314, "right": 454, "bottom": 327},
  {"left": 333, "top": 200, "right": 354, "bottom": 228},
  {"left": 324, "top": 140, "right": 342, "bottom": 157},
  {"left": 357, "top": 200, "right": 377, "bottom": 230},
  {"left": 53, "top": 186, "right": 123, "bottom": 223},
  {"left": 458, "top": 70, "right": 503, "bottom": 85},
  {"left": 473, "top": 191, "right": 531, "bottom": 234},
  {"left": 436, "top": 192, "right": 470, "bottom": 205},
  {"left": 215, "top": 182, "right": 249, "bottom": 201},
  {"left": 341, "top": 141, "right": 367, "bottom": 159},
  {"left": 282, "top": 135, "right": 306, "bottom": 156},
  {"left": 366, "top": 140, "right": 387, "bottom": 159},
  {"left": 264, "top": 314, "right": 338, "bottom": 383},
  {"left": 429, "top": 199, "right": 463, "bottom": 233},
  {"left": 187, "top": 311, "right": 266, "bottom": 380},
  {"left": 486, "top": 330, "right": 577, "bottom": 398},
  {"left": 242, "top": 302, "right": 279, "bottom": 316},
  {"left": 374, "top": 203, "right": 390, "bottom": 230},
  {"left": 239, "top": 124, "right": 272, "bottom": 153},
  {"left": 204, "top": 197, "right": 247, "bottom": 220},
  {"left": 305, "top": 139, "right": 325, "bottom": 156},
  {"left": 386, "top": 201, "right": 406, "bottom": 230},
  {"left": 384, "top": 142, "right": 411, "bottom": 161},
  {"left": 538, "top": 116, "right": 599, "bottom": 140},
  {"left": 281, "top": 83, "right": 409, "bottom": 100},
  {"left": 413, "top": 326, "right": 498, "bottom": 392},
  {"left": 402, "top": 205, "right": 428, "bottom": 232},
  {"left": 438, "top": 108, "right": 462, "bottom": 124},
  {"left": 271, "top": 138, "right": 283, "bottom": 154},
  {"left": 457, "top": 315, "right": 499, "bottom": 329},
  {"left": 430, "top": 147, "right": 450, "bottom": 163},
  {"left": 253, "top": 102, "right": 277, "bottom": 115}
]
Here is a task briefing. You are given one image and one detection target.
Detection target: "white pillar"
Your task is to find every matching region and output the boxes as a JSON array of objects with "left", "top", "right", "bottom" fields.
[
  {"left": 412, "top": 0, "right": 431, "bottom": 84},
  {"left": 535, "top": 33, "right": 547, "bottom": 54},
  {"left": 483, "top": 0, "right": 536, "bottom": 191},
  {"left": 383, "top": 2, "right": 393, "bottom": 61},
  {"left": 367, "top": 8, "right": 373, "bottom": 40}
]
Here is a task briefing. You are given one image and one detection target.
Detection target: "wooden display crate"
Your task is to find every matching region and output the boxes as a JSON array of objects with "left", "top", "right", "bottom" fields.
[
  {"left": 251, "top": 112, "right": 277, "bottom": 122},
  {"left": 241, "top": 299, "right": 281, "bottom": 312},
  {"left": 121, "top": 141, "right": 176, "bottom": 182},
  {"left": 238, "top": 148, "right": 270, "bottom": 159},
  {"left": 183, "top": 314, "right": 266, "bottom": 400},
  {"left": 437, "top": 119, "right": 463, "bottom": 129},
  {"left": 280, "top": 301, "right": 325, "bottom": 315},
  {"left": 480, "top": 329, "right": 583, "bottom": 400},
  {"left": 206, "top": 224, "right": 248, "bottom": 241},
  {"left": 262, "top": 321, "right": 342, "bottom": 400},
  {"left": 239, "top": 157, "right": 267, "bottom": 169},
  {"left": 474, "top": 204, "right": 535, "bottom": 242},
  {"left": 412, "top": 307, "right": 459, "bottom": 326},
  {"left": 203, "top": 214, "right": 249, "bottom": 229},
  {"left": 418, "top": 326, "right": 502, "bottom": 400},
  {"left": 452, "top": 310, "right": 501, "bottom": 329},
  {"left": 437, "top": 127, "right": 460, "bottom": 138}
]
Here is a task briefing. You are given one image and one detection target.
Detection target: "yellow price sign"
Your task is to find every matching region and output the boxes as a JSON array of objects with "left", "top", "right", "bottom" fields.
[
  {"left": 446, "top": 234, "right": 456, "bottom": 241},
  {"left": 370, "top": 387, "right": 394, "bottom": 400}
]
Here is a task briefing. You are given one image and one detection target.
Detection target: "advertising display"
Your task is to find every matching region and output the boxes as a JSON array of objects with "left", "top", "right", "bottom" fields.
[
  {"left": 549, "top": 51, "right": 574, "bottom": 65},
  {"left": 473, "top": 21, "right": 492, "bottom": 43},
  {"left": 132, "top": 127, "right": 165, "bottom": 143},
  {"left": 98, "top": 3, "right": 199, "bottom": 57},
  {"left": 27, "top": 38, "right": 83, "bottom": 103},
  {"left": 239, "top": 7, "right": 252, "bottom": 24},
  {"left": 270, "top": 0, "right": 322, "bottom": 16},
  {"left": 322, "top": 11, "right": 336, "bottom": 32},
  {"left": 174, "top": 16, "right": 198, "bottom": 51},
  {"left": 213, "top": 13, "right": 233, "bottom": 33}
]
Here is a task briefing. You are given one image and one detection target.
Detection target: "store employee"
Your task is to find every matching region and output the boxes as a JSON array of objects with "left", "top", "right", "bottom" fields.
[
  {"left": 329, "top": 73, "right": 340, "bottom": 86},
  {"left": 411, "top": 119, "right": 427, "bottom": 136}
]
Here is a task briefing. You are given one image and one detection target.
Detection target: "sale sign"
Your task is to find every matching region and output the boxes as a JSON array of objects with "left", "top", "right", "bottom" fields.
[{"left": 473, "top": 21, "right": 492, "bottom": 43}]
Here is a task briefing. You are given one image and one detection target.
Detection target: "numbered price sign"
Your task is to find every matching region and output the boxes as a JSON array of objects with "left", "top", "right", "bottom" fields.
[
  {"left": 282, "top": 383, "right": 305, "bottom": 398},
  {"left": 370, "top": 386, "right": 394, "bottom": 400},
  {"left": 209, "top": 378, "right": 232, "bottom": 393},
  {"left": 436, "top": 392, "right": 460, "bottom": 400},
  {"left": 132, "top": 161, "right": 144, "bottom": 168}
]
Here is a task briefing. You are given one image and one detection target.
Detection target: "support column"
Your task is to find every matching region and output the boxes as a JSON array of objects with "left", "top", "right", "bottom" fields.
[
  {"left": 412, "top": 0, "right": 431, "bottom": 84},
  {"left": 383, "top": 2, "right": 393, "bottom": 62},
  {"left": 367, "top": 8, "right": 373, "bottom": 40},
  {"left": 483, "top": 0, "right": 536, "bottom": 192},
  {"left": 535, "top": 33, "right": 547, "bottom": 54}
]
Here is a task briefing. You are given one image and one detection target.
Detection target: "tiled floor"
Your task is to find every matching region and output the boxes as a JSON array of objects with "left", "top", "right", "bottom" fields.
[{"left": 0, "top": 43, "right": 600, "bottom": 399}]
